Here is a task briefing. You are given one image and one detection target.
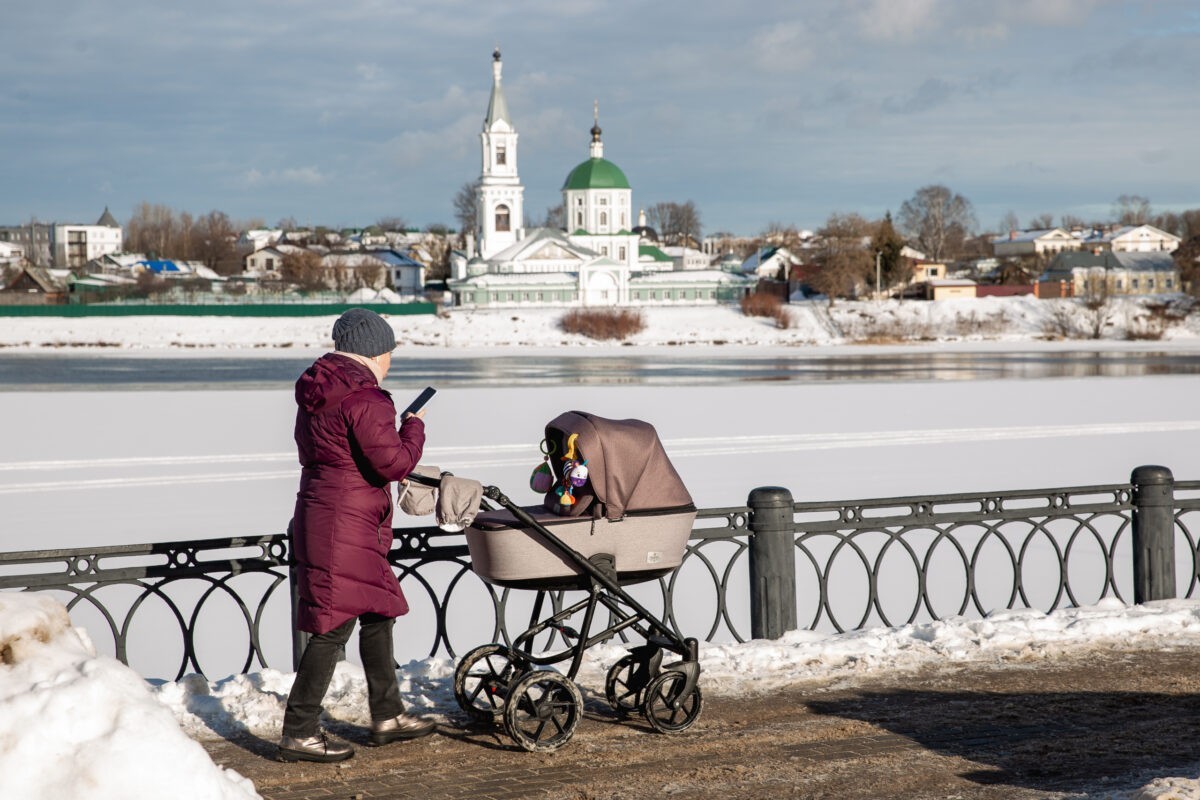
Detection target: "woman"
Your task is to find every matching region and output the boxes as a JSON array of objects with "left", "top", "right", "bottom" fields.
[{"left": 279, "top": 308, "right": 434, "bottom": 764}]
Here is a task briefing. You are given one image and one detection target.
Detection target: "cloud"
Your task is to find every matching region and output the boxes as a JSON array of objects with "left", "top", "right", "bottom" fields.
[
  {"left": 750, "top": 20, "right": 816, "bottom": 72},
  {"left": 241, "top": 166, "right": 328, "bottom": 187},
  {"left": 356, "top": 62, "right": 381, "bottom": 82},
  {"left": 856, "top": 0, "right": 939, "bottom": 42}
]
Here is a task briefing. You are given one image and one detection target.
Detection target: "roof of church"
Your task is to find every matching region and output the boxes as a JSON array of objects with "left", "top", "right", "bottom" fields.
[{"left": 562, "top": 157, "right": 630, "bottom": 190}]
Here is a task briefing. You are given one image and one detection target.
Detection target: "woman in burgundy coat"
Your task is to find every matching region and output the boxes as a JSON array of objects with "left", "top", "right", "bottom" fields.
[{"left": 279, "top": 308, "right": 435, "bottom": 764}]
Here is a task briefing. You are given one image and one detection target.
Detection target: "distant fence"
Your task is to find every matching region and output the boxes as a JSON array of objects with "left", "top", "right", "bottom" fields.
[
  {"left": 0, "top": 465, "right": 1194, "bottom": 680},
  {"left": 0, "top": 301, "right": 437, "bottom": 317}
]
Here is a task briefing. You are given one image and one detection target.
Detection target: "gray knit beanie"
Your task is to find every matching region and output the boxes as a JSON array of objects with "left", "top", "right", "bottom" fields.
[{"left": 332, "top": 308, "right": 396, "bottom": 357}]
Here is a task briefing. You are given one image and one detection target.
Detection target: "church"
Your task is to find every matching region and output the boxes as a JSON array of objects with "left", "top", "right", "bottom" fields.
[{"left": 448, "top": 51, "right": 753, "bottom": 308}]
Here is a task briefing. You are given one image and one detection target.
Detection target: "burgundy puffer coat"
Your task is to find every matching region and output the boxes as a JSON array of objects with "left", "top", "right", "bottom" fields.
[{"left": 291, "top": 353, "right": 425, "bottom": 635}]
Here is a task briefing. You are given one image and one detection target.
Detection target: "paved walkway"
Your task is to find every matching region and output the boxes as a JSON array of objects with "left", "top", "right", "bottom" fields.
[{"left": 202, "top": 649, "right": 1200, "bottom": 800}]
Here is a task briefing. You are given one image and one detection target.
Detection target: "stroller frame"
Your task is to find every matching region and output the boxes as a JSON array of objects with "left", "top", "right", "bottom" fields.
[{"left": 414, "top": 473, "right": 703, "bottom": 752}]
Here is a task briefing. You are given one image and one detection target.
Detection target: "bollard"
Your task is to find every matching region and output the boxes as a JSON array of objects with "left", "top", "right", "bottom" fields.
[
  {"left": 748, "top": 486, "right": 797, "bottom": 639},
  {"left": 1131, "top": 465, "right": 1176, "bottom": 604}
]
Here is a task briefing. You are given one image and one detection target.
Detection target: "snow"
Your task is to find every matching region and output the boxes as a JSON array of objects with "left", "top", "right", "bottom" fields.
[
  {"left": 1, "top": 296, "right": 1198, "bottom": 351},
  {"left": 0, "top": 592, "right": 260, "bottom": 800},
  {"left": 4, "top": 299, "right": 1200, "bottom": 797}
]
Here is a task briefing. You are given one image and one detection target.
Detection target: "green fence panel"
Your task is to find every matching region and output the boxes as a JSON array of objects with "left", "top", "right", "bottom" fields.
[{"left": 0, "top": 302, "right": 438, "bottom": 318}]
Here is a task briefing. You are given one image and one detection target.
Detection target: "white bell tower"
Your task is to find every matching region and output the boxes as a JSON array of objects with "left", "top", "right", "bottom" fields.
[{"left": 477, "top": 49, "right": 524, "bottom": 259}]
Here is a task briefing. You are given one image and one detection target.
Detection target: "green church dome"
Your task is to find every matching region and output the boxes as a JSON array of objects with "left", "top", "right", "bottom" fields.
[{"left": 562, "top": 157, "right": 630, "bottom": 190}]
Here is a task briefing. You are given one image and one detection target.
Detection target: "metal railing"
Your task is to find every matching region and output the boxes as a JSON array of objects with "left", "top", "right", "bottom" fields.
[{"left": 0, "top": 466, "right": 1190, "bottom": 680}]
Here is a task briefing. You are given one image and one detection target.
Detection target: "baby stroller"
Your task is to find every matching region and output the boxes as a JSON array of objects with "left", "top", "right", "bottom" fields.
[{"left": 424, "top": 411, "right": 702, "bottom": 752}]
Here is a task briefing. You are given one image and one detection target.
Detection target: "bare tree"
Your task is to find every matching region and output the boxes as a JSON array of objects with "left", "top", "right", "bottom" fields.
[
  {"left": 196, "top": 211, "right": 239, "bottom": 275},
  {"left": 1113, "top": 194, "right": 1152, "bottom": 226},
  {"left": 646, "top": 201, "right": 703, "bottom": 247},
  {"left": 1030, "top": 213, "right": 1055, "bottom": 229},
  {"left": 811, "top": 212, "right": 873, "bottom": 303},
  {"left": 897, "top": 185, "right": 976, "bottom": 261},
  {"left": 453, "top": 180, "right": 480, "bottom": 248},
  {"left": 1061, "top": 214, "right": 1087, "bottom": 231},
  {"left": 376, "top": 216, "right": 409, "bottom": 232},
  {"left": 999, "top": 210, "right": 1020, "bottom": 234},
  {"left": 280, "top": 250, "right": 326, "bottom": 292}
]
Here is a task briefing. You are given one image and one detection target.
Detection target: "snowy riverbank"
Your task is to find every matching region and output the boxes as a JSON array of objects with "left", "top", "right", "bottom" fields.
[{"left": 2, "top": 297, "right": 1200, "bottom": 353}]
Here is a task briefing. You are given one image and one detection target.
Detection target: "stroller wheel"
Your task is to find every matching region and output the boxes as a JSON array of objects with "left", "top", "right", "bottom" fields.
[
  {"left": 604, "top": 654, "right": 646, "bottom": 716},
  {"left": 502, "top": 670, "right": 583, "bottom": 753},
  {"left": 454, "top": 644, "right": 518, "bottom": 723},
  {"left": 641, "top": 671, "right": 703, "bottom": 734}
]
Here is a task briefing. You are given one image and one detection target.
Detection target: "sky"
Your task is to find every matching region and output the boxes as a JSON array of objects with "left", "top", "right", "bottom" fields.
[{"left": 4, "top": 1, "right": 1200, "bottom": 237}]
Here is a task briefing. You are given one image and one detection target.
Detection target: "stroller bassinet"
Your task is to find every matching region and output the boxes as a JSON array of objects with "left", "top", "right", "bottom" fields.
[{"left": 465, "top": 411, "right": 697, "bottom": 589}]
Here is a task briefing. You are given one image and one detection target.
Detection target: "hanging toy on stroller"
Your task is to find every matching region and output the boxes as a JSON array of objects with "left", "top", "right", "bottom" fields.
[{"left": 444, "top": 411, "right": 702, "bottom": 752}]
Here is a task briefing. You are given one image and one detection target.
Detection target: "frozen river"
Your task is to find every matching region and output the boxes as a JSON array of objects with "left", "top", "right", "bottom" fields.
[
  {"left": 3, "top": 349, "right": 1200, "bottom": 390},
  {"left": 3, "top": 355, "right": 1200, "bottom": 676}
]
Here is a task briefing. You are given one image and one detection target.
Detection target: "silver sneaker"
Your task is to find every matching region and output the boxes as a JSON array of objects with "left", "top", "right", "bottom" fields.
[
  {"left": 369, "top": 713, "right": 435, "bottom": 746},
  {"left": 277, "top": 732, "right": 355, "bottom": 763}
]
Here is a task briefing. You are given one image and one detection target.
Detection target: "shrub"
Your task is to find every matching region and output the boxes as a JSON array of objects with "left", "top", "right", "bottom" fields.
[
  {"left": 560, "top": 308, "right": 645, "bottom": 341},
  {"left": 740, "top": 292, "right": 783, "bottom": 319}
]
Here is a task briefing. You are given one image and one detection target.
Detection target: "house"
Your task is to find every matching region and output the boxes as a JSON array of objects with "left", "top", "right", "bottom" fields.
[
  {"left": 659, "top": 245, "right": 711, "bottom": 271},
  {"left": 236, "top": 229, "right": 283, "bottom": 255},
  {"left": 991, "top": 228, "right": 1082, "bottom": 258},
  {"left": 910, "top": 262, "right": 947, "bottom": 282},
  {"left": 244, "top": 244, "right": 307, "bottom": 276},
  {"left": 320, "top": 250, "right": 424, "bottom": 294},
  {"left": 0, "top": 266, "right": 71, "bottom": 303},
  {"left": 0, "top": 241, "right": 25, "bottom": 267},
  {"left": 1081, "top": 224, "right": 1181, "bottom": 254},
  {"left": 1038, "top": 251, "right": 1180, "bottom": 297},
  {"left": 739, "top": 246, "right": 800, "bottom": 280},
  {"left": 50, "top": 208, "right": 124, "bottom": 268}
]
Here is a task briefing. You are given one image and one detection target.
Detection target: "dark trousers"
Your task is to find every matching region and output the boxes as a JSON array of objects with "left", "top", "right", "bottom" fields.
[{"left": 282, "top": 613, "right": 404, "bottom": 738}]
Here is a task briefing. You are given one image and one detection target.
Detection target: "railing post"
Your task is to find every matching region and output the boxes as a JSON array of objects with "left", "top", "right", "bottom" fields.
[
  {"left": 748, "top": 486, "right": 797, "bottom": 639},
  {"left": 1131, "top": 465, "right": 1176, "bottom": 603}
]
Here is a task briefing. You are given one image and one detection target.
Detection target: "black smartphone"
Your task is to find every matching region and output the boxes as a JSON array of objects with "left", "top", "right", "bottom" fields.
[{"left": 403, "top": 386, "right": 437, "bottom": 416}]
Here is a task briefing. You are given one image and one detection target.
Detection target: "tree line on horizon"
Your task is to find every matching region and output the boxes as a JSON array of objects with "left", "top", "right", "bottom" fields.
[{"left": 95, "top": 186, "right": 1200, "bottom": 298}]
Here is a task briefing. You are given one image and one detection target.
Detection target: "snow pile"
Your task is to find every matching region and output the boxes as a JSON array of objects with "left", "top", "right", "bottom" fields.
[
  {"left": 0, "top": 592, "right": 260, "bottom": 800},
  {"left": 1, "top": 296, "right": 1197, "bottom": 351}
]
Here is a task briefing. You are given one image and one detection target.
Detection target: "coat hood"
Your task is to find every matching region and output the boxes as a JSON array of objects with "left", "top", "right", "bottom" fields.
[{"left": 295, "top": 353, "right": 378, "bottom": 414}]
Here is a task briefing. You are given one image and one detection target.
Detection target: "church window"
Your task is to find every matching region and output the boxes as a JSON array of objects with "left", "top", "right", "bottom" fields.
[
  {"left": 619, "top": 246, "right": 626, "bottom": 261},
  {"left": 600, "top": 246, "right": 608, "bottom": 256},
  {"left": 600, "top": 212, "right": 608, "bottom": 227},
  {"left": 621, "top": 213, "right": 627, "bottom": 227},
  {"left": 576, "top": 212, "right": 583, "bottom": 227},
  {"left": 495, "top": 204, "right": 511, "bottom": 232},
  {"left": 599, "top": 197, "right": 608, "bottom": 206},
  {"left": 496, "top": 143, "right": 507, "bottom": 165},
  {"left": 576, "top": 197, "right": 583, "bottom": 206}
]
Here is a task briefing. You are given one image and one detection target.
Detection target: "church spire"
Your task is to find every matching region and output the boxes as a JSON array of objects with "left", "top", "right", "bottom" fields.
[
  {"left": 484, "top": 48, "right": 510, "bottom": 129},
  {"left": 589, "top": 100, "right": 603, "bottom": 159}
]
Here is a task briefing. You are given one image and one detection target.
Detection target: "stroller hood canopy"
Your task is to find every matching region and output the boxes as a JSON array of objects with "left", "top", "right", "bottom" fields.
[{"left": 545, "top": 411, "right": 693, "bottom": 521}]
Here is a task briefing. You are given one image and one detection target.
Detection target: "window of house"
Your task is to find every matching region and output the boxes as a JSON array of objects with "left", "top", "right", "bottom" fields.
[
  {"left": 1131, "top": 278, "right": 1139, "bottom": 289},
  {"left": 495, "top": 204, "right": 511, "bottom": 232},
  {"left": 1167, "top": 278, "right": 1175, "bottom": 289},
  {"left": 266, "top": 258, "right": 275, "bottom": 269}
]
